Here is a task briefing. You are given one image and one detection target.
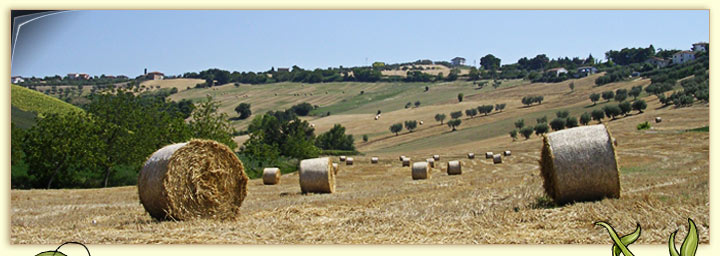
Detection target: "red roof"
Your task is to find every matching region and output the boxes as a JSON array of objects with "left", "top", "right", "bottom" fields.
[{"left": 147, "top": 71, "right": 164, "bottom": 76}]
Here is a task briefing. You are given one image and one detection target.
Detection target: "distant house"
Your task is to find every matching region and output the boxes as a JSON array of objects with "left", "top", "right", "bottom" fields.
[
  {"left": 79, "top": 73, "right": 91, "bottom": 80},
  {"left": 11, "top": 76, "right": 24, "bottom": 84},
  {"left": 672, "top": 51, "right": 695, "bottom": 65},
  {"left": 146, "top": 71, "right": 165, "bottom": 80},
  {"left": 277, "top": 68, "right": 290, "bottom": 72},
  {"left": 66, "top": 73, "right": 91, "bottom": 80},
  {"left": 645, "top": 57, "right": 670, "bottom": 68},
  {"left": 692, "top": 42, "right": 709, "bottom": 52},
  {"left": 451, "top": 57, "right": 466, "bottom": 66},
  {"left": 576, "top": 66, "right": 598, "bottom": 76},
  {"left": 546, "top": 67, "right": 568, "bottom": 77}
]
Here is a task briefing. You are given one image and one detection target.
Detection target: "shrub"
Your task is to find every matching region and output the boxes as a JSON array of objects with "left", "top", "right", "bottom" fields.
[
  {"left": 435, "top": 113, "right": 446, "bottom": 124},
  {"left": 601, "top": 91, "right": 615, "bottom": 102},
  {"left": 556, "top": 110, "right": 569, "bottom": 118},
  {"left": 405, "top": 102, "right": 412, "bottom": 109},
  {"left": 514, "top": 119, "right": 525, "bottom": 129},
  {"left": 618, "top": 101, "right": 632, "bottom": 116},
  {"left": 414, "top": 101, "right": 421, "bottom": 107},
  {"left": 580, "top": 112, "right": 591, "bottom": 125},
  {"left": 404, "top": 120, "right": 418, "bottom": 132},
  {"left": 589, "top": 93, "right": 600, "bottom": 105},
  {"left": 509, "top": 130, "right": 518, "bottom": 141},
  {"left": 629, "top": 85, "right": 642, "bottom": 99},
  {"left": 550, "top": 118, "right": 566, "bottom": 131},
  {"left": 637, "top": 121, "right": 651, "bottom": 130},
  {"left": 234, "top": 103, "right": 252, "bottom": 119},
  {"left": 450, "top": 111, "right": 463, "bottom": 119},
  {"left": 458, "top": 93, "right": 464, "bottom": 102},
  {"left": 363, "top": 134, "right": 368, "bottom": 142},
  {"left": 477, "top": 105, "right": 494, "bottom": 116},
  {"left": 465, "top": 108, "right": 478, "bottom": 118},
  {"left": 520, "top": 127, "right": 534, "bottom": 139},
  {"left": 447, "top": 119, "right": 462, "bottom": 131},
  {"left": 290, "top": 102, "right": 314, "bottom": 116},
  {"left": 614, "top": 88, "right": 628, "bottom": 102},
  {"left": 603, "top": 104, "right": 622, "bottom": 120},
  {"left": 536, "top": 115, "right": 547, "bottom": 124}
]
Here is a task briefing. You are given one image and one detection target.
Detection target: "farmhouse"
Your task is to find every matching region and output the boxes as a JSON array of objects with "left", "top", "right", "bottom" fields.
[
  {"left": 67, "top": 73, "right": 91, "bottom": 80},
  {"left": 576, "top": 66, "right": 598, "bottom": 77},
  {"left": 645, "top": 57, "right": 670, "bottom": 68},
  {"left": 11, "top": 76, "right": 24, "bottom": 84},
  {"left": 672, "top": 51, "right": 695, "bottom": 65},
  {"left": 451, "top": 57, "right": 466, "bottom": 66},
  {"left": 146, "top": 71, "right": 165, "bottom": 80},
  {"left": 692, "top": 42, "right": 709, "bottom": 52},
  {"left": 277, "top": 68, "right": 290, "bottom": 72},
  {"left": 546, "top": 67, "right": 568, "bottom": 77}
]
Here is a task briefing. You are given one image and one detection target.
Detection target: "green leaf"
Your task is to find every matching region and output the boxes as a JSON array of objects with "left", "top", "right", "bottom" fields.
[
  {"left": 596, "top": 221, "right": 634, "bottom": 256},
  {"left": 669, "top": 230, "right": 680, "bottom": 256},
  {"left": 35, "top": 251, "right": 67, "bottom": 256},
  {"left": 680, "top": 218, "right": 699, "bottom": 256},
  {"left": 613, "top": 223, "right": 641, "bottom": 256}
]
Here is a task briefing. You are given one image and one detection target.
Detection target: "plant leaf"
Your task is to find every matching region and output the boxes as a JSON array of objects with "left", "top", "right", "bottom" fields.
[
  {"left": 680, "top": 218, "right": 699, "bottom": 256},
  {"left": 596, "top": 221, "right": 634, "bottom": 256},
  {"left": 613, "top": 223, "right": 641, "bottom": 256},
  {"left": 669, "top": 230, "right": 680, "bottom": 256},
  {"left": 35, "top": 251, "right": 67, "bottom": 256}
]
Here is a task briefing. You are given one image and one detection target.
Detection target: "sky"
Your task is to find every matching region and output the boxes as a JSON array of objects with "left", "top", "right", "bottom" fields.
[{"left": 10, "top": 10, "right": 709, "bottom": 78}]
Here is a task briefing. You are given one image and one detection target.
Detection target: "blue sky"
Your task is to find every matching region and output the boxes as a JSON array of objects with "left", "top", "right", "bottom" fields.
[{"left": 10, "top": 10, "right": 709, "bottom": 78}]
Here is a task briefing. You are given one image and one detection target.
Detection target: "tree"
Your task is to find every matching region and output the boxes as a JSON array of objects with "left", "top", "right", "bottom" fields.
[
  {"left": 534, "top": 123, "right": 549, "bottom": 136},
  {"left": 536, "top": 115, "right": 547, "bottom": 124},
  {"left": 363, "top": 134, "right": 369, "bottom": 142},
  {"left": 514, "top": 119, "right": 525, "bottom": 129},
  {"left": 509, "top": 130, "right": 518, "bottom": 141},
  {"left": 315, "top": 124, "right": 355, "bottom": 151},
  {"left": 390, "top": 123, "right": 403, "bottom": 135},
  {"left": 290, "top": 102, "right": 314, "bottom": 116},
  {"left": 629, "top": 85, "right": 642, "bottom": 100},
  {"left": 465, "top": 108, "right": 478, "bottom": 118},
  {"left": 632, "top": 100, "right": 647, "bottom": 113},
  {"left": 404, "top": 120, "right": 418, "bottom": 132},
  {"left": 603, "top": 104, "right": 622, "bottom": 120},
  {"left": 468, "top": 67, "right": 480, "bottom": 81},
  {"left": 589, "top": 93, "right": 601, "bottom": 105},
  {"left": 580, "top": 112, "right": 591, "bottom": 125},
  {"left": 477, "top": 105, "right": 494, "bottom": 116},
  {"left": 556, "top": 110, "right": 569, "bottom": 118},
  {"left": 22, "top": 112, "right": 104, "bottom": 188},
  {"left": 245, "top": 113, "right": 319, "bottom": 160},
  {"left": 458, "top": 93, "right": 464, "bottom": 102},
  {"left": 569, "top": 82, "right": 575, "bottom": 92},
  {"left": 614, "top": 89, "right": 628, "bottom": 102},
  {"left": 495, "top": 103, "right": 506, "bottom": 112},
  {"left": 480, "top": 54, "right": 501, "bottom": 70},
  {"left": 566, "top": 116, "right": 579, "bottom": 128},
  {"left": 549, "top": 118, "right": 566, "bottom": 131},
  {"left": 405, "top": 102, "right": 412, "bottom": 109},
  {"left": 414, "top": 101, "right": 421, "bottom": 108},
  {"left": 602, "top": 91, "right": 615, "bottom": 102},
  {"left": 447, "top": 119, "right": 462, "bottom": 131},
  {"left": 446, "top": 69, "right": 460, "bottom": 81},
  {"left": 435, "top": 113, "right": 447, "bottom": 124},
  {"left": 234, "top": 103, "right": 252, "bottom": 119},
  {"left": 450, "top": 111, "right": 463, "bottom": 119},
  {"left": 618, "top": 101, "right": 632, "bottom": 116},
  {"left": 189, "top": 96, "right": 237, "bottom": 150},
  {"left": 535, "top": 95, "right": 544, "bottom": 104},
  {"left": 520, "top": 127, "right": 534, "bottom": 139},
  {"left": 591, "top": 109, "right": 605, "bottom": 123}
]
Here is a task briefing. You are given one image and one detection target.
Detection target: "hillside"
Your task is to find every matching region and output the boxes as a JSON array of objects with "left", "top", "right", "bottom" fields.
[{"left": 10, "top": 84, "right": 84, "bottom": 127}]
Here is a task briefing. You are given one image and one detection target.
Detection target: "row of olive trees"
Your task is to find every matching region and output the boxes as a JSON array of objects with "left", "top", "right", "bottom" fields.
[{"left": 589, "top": 86, "right": 643, "bottom": 105}]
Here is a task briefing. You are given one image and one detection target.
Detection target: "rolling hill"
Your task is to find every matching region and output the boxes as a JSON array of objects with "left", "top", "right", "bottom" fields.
[{"left": 10, "top": 84, "right": 84, "bottom": 128}]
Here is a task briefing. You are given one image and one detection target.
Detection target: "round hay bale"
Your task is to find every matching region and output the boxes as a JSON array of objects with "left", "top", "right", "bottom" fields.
[
  {"left": 467, "top": 153, "right": 475, "bottom": 159},
  {"left": 503, "top": 150, "right": 512, "bottom": 156},
  {"left": 346, "top": 157, "right": 354, "bottom": 165},
  {"left": 493, "top": 154, "right": 502, "bottom": 164},
  {"left": 540, "top": 124, "right": 621, "bottom": 204},
  {"left": 485, "top": 152, "right": 493, "bottom": 159},
  {"left": 419, "top": 120, "right": 424, "bottom": 125},
  {"left": 426, "top": 158, "right": 435, "bottom": 168},
  {"left": 655, "top": 117, "right": 662, "bottom": 123},
  {"left": 399, "top": 155, "right": 406, "bottom": 161},
  {"left": 371, "top": 157, "right": 379, "bottom": 164},
  {"left": 411, "top": 162, "right": 431, "bottom": 180},
  {"left": 332, "top": 163, "right": 339, "bottom": 175},
  {"left": 299, "top": 157, "right": 336, "bottom": 194},
  {"left": 374, "top": 116, "right": 379, "bottom": 120},
  {"left": 402, "top": 158, "right": 411, "bottom": 167},
  {"left": 433, "top": 155, "right": 440, "bottom": 161},
  {"left": 262, "top": 167, "right": 281, "bottom": 185},
  {"left": 447, "top": 160, "right": 462, "bottom": 175},
  {"left": 137, "top": 140, "right": 248, "bottom": 221},
  {"left": 339, "top": 156, "right": 347, "bottom": 162}
]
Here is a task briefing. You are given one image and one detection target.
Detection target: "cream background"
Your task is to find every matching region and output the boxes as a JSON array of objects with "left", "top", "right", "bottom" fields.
[{"left": 1, "top": 1, "right": 715, "bottom": 255}]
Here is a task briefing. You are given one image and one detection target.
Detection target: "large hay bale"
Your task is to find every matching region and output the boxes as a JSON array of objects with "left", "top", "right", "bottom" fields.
[
  {"left": 447, "top": 160, "right": 461, "bottom": 175},
  {"left": 655, "top": 117, "right": 662, "bottom": 123},
  {"left": 332, "top": 163, "right": 339, "bottom": 175},
  {"left": 540, "top": 124, "right": 621, "bottom": 204},
  {"left": 433, "top": 155, "right": 440, "bottom": 161},
  {"left": 262, "top": 167, "right": 281, "bottom": 185},
  {"left": 426, "top": 158, "right": 435, "bottom": 168},
  {"left": 339, "top": 156, "right": 347, "bottom": 162},
  {"left": 137, "top": 140, "right": 248, "bottom": 221},
  {"left": 493, "top": 154, "right": 502, "bottom": 164},
  {"left": 411, "top": 162, "right": 430, "bottom": 180},
  {"left": 399, "top": 155, "right": 406, "bottom": 161},
  {"left": 346, "top": 157, "right": 354, "bottom": 165},
  {"left": 402, "top": 157, "right": 411, "bottom": 167},
  {"left": 467, "top": 153, "right": 475, "bottom": 159},
  {"left": 299, "top": 157, "right": 336, "bottom": 193},
  {"left": 485, "top": 152, "right": 493, "bottom": 159},
  {"left": 503, "top": 150, "right": 512, "bottom": 156},
  {"left": 371, "top": 157, "right": 379, "bottom": 164}
]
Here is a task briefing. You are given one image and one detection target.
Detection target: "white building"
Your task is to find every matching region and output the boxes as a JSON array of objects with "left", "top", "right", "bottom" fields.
[
  {"left": 451, "top": 57, "right": 466, "bottom": 66},
  {"left": 11, "top": 76, "right": 24, "bottom": 84},
  {"left": 546, "top": 67, "right": 568, "bottom": 77},
  {"left": 692, "top": 42, "right": 708, "bottom": 52},
  {"left": 672, "top": 51, "right": 696, "bottom": 65},
  {"left": 146, "top": 71, "right": 164, "bottom": 80}
]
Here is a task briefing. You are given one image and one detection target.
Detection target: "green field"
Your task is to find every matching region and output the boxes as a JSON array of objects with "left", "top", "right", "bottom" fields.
[{"left": 11, "top": 84, "right": 83, "bottom": 118}]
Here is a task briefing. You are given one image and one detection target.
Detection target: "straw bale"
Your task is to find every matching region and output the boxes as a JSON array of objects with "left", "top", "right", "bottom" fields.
[
  {"left": 540, "top": 124, "right": 621, "bottom": 204},
  {"left": 346, "top": 157, "right": 354, "bottom": 165},
  {"left": 426, "top": 158, "right": 435, "bottom": 168},
  {"left": 339, "top": 156, "right": 347, "bottom": 162},
  {"left": 137, "top": 139, "right": 248, "bottom": 221},
  {"left": 399, "top": 156, "right": 406, "bottom": 161},
  {"left": 411, "top": 162, "right": 431, "bottom": 180},
  {"left": 332, "top": 163, "right": 339, "bottom": 175},
  {"left": 299, "top": 157, "right": 335, "bottom": 193},
  {"left": 493, "top": 154, "right": 502, "bottom": 164},
  {"left": 467, "top": 153, "right": 475, "bottom": 159},
  {"left": 447, "top": 160, "right": 462, "bottom": 175},
  {"left": 371, "top": 157, "right": 379, "bottom": 164},
  {"left": 402, "top": 157, "right": 411, "bottom": 167},
  {"left": 503, "top": 150, "right": 511, "bottom": 156},
  {"left": 485, "top": 152, "right": 493, "bottom": 159},
  {"left": 262, "top": 167, "right": 281, "bottom": 185},
  {"left": 655, "top": 117, "right": 662, "bottom": 123},
  {"left": 433, "top": 155, "right": 440, "bottom": 161}
]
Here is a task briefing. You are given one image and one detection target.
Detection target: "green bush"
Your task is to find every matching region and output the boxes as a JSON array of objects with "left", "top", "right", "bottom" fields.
[{"left": 637, "top": 121, "right": 651, "bottom": 130}]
